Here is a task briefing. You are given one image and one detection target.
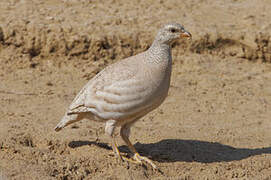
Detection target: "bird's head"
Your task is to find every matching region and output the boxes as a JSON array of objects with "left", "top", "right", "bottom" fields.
[{"left": 154, "top": 23, "right": 191, "bottom": 45}]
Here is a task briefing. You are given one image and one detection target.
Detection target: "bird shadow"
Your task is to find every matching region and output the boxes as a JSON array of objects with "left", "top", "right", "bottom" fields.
[{"left": 68, "top": 139, "right": 271, "bottom": 163}]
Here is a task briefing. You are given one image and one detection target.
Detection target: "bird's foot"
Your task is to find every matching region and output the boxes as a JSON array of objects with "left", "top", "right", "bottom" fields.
[
  {"left": 111, "top": 152, "right": 159, "bottom": 171},
  {"left": 110, "top": 151, "right": 140, "bottom": 166},
  {"left": 131, "top": 153, "right": 158, "bottom": 170},
  {"left": 110, "top": 149, "right": 125, "bottom": 162}
]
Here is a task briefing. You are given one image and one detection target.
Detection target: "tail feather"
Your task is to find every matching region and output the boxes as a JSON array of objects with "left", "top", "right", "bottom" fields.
[{"left": 54, "top": 114, "right": 79, "bottom": 132}]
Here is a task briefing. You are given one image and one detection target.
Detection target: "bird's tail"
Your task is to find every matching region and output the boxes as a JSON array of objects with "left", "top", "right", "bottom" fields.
[{"left": 54, "top": 113, "right": 79, "bottom": 132}]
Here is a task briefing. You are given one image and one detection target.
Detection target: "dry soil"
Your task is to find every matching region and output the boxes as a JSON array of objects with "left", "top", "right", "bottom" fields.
[{"left": 1, "top": 0, "right": 271, "bottom": 179}]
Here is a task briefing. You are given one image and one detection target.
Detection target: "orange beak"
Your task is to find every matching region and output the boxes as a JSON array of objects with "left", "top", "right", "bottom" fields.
[{"left": 180, "top": 31, "right": 192, "bottom": 39}]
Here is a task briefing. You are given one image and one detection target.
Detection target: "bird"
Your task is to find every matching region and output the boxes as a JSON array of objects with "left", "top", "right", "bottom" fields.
[{"left": 54, "top": 23, "right": 191, "bottom": 169}]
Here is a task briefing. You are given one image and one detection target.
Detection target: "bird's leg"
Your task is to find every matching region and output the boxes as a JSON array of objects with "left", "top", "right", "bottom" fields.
[
  {"left": 111, "top": 135, "right": 123, "bottom": 161},
  {"left": 120, "top": 124, "right": 158, "bottom": 170},
  {"left": 105, "top": 120, "right": 123, "bottom": 161}
]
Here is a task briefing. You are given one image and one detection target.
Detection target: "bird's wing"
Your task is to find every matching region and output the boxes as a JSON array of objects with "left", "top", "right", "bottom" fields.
[
  {"left": 66, "top": 54, "right": 154, "bottom": 119},
  {"left": 84, "top": 80, "right": 154, "bottom": 120}
]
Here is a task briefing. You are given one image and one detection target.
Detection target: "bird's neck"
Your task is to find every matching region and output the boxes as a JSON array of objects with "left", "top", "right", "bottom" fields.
[{"left": 146, "top": 42, "right": 172, "bottom": 64}]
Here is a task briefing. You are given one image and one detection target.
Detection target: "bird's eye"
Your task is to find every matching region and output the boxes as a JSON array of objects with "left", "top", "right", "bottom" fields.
[{"left": 170, "top": 28, "right": 177, "bottom": 33}]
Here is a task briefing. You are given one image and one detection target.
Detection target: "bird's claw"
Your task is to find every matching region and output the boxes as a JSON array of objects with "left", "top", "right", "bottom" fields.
[
  {"left": 122, "top": 155, "right": 142, "bottom": 165},
  {"left": 132, "top": 153, "right": 158, "bottom": 170}
]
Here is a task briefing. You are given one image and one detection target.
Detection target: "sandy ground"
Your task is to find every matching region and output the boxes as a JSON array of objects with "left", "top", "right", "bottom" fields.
[{"left": 1, "top": 0, "right": 271, "bottom": 179}]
